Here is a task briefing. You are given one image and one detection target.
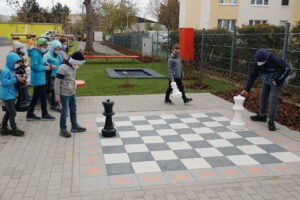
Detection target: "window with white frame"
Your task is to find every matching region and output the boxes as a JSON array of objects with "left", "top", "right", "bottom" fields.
[
  {"left": 282, "top": 0, "right": 289, "bottom": 6},
  {"left": 219, "top": 0, "right": 238, "bottom": 5},
  {"left": 249, "top": 20, "right": 267, "bottom": 25},
  {"left": 218, "top": 19, "right": 236, "bottom": 31},
  {"left": 279, "top": 20, "right": 288, "bottom": 26},
  {"left": 251, "top": 0, "right": 269, "bottom": 5}
]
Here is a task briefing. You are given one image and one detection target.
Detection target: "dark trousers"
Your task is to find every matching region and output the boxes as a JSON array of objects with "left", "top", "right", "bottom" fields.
[
  {"left": 60, "top": 94, "right": 78, "bottom": 132},
  {"left": 165, "top": 78, "right": 187, "bottom": 102},
  {"left": 48, "top": 77, "right": 59, "bottom": 108},
  {"left": 27, "top": 85, "right": 48, "bottom": 117},
  {"left": 259, "top": 83, "right": 282, "bottom": 121},
  {"left": 2, "top": 99, "right": 16, "bottom": 130}
]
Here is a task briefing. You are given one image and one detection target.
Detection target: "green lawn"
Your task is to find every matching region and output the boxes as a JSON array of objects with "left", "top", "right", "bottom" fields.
[{"left": 75, "top": 59, "right": 236, "bottom": 96}]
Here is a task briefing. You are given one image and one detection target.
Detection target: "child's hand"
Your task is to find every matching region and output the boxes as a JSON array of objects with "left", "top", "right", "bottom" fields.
[
  {"left": 51, "top": 65, "right": 56, "bottom": 70},
  {"left": 17, "top": 76, "right": 25, "bottom": 82},
  {"left": 241, "top": 90, "right": 248, "bottom": 96},
  {"left": 45, "top": 65, "right": 50, "bottom": 71},
  {"left": 55, "top": 97, "right": 61, "bottom": 103}
]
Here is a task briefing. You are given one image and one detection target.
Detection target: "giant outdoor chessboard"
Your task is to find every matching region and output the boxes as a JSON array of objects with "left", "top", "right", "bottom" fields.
[{"left": 96, "top": 111, "right": 300, "bottom": 176}]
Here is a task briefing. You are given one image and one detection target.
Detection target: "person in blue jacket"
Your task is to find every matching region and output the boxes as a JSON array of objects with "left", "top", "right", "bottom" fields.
[
  {"left": 43, "top": 40, "right": 62, "bottom": 112},
  {"left": 241, "top": 48, "right": 290, "bottom": 131},
  {"left": 0, "top": 52, "right": 26, "bottom": 136},
  {"left": 26, "top": 38, "right": 56, "bottom": 121}
]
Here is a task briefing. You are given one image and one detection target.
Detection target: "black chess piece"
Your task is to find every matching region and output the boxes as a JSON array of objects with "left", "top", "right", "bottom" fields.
[{"left": 102, "top": 99, "right": 116, "bottom": 137}]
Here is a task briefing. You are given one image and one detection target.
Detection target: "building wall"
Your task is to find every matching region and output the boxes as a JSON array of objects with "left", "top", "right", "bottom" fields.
[
  {"left": 200, "top": 0, "right": 211, "bottom": 29},
  {"left": 209, "top": 0, "right": 239, "bottom": 29},
  {"left": 293, "top": 0, "right": 300, "bottom": 25},
  {"left": 0, "top": 23, "right": 63, "bottom": 37},
  {"left": 179, "top": 0, "right": 202, "bottom": 29},
  {"left": 238, "top": 0, "right": 295, "bottom": 27}
]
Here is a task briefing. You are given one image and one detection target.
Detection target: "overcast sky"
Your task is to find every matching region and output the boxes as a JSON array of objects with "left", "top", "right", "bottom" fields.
[{"left": 0, "top": 0, "right": 154, "bottom": 20}]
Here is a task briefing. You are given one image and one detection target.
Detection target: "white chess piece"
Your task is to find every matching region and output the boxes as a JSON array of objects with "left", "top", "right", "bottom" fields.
[
  {"left": 230, "top": 95, "right": 246, "bottom": 130},
  {"left": 170, "top": 82, "right": 182, "bottom": 98}
]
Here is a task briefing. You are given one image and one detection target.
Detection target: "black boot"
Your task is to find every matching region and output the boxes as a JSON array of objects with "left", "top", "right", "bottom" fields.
[
  {"left": 184, "top": 98, "right": 193, "bottom": 104},
  {"left": 0, "top": 127, "right": 11, "bottom": 136},
  {"left": 11, "top": 128, "right": 25, "bottom": 137},
  {"left": 250, "top": 113, "right": 267, "bottom": 122},
  {"left": 268, "top": 120, "right": 276, "bottom": 131}
]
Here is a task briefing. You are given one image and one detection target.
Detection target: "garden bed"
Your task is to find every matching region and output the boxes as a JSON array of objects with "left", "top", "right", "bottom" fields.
[{"left": 212, "top": 90, "right": 300, "bottom": 131}]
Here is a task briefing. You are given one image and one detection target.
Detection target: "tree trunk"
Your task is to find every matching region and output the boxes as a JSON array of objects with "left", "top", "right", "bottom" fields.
[{"left": 83, "top": 0, "right": 95, "bottom": 53}]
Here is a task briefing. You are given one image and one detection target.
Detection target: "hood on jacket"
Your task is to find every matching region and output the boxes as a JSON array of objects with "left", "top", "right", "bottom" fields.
[
  {"left": 44, "top": 40, "right": 62, "bottom": 62},
  {"left": 5, "top": 52, "right": 22, "bottom": 71},
  {"left": 28, "top": 48, "right": 42, "bottom": 58}
]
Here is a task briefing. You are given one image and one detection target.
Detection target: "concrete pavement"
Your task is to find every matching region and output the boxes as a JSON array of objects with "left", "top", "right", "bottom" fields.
[{"left": 0, "top": 93, "right": 299, "bottom": 200}]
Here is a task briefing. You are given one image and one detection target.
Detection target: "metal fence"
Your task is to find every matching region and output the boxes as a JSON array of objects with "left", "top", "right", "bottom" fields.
[{"left": 191, "top": 23, "right": 300, "bottom": 89}]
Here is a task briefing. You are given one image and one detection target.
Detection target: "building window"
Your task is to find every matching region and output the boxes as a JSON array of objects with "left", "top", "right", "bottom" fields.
[
  {"left": 218, "top": 19, "right": 236, "bottom": 31},
  {"left": 219, "top": 0, "right": 238, "bottom": 5},
  {"left": 251, "top": 0, "right": 268, "bottom": 5},
  {"left": 249, "top": 20, "right": 267, "bottom": 25},
  {"left": 282, "top": 0, "right": 289, "bottom": 6}
]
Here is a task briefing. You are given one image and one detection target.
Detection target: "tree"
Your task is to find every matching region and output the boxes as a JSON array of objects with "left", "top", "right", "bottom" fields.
[{"left": 83, "top": 0, "right": 95, "bottom": 53}]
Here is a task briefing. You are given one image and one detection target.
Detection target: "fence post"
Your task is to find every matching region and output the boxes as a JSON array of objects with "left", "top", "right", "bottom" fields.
[
  {"left": 200, "top": 28, "right": 205, "bottom": 68},
  {"left": 157, "top": 30, "right": 159, "bottom": 55},
  {"left": 282, "top": 22, "right": 290, "bottom": 61},
  {"left": 230, "top": 26, "right": 236, "bottom": 80}
]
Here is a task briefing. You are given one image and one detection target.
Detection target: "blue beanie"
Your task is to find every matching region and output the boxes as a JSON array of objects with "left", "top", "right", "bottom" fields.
[{"left": 255, "top": 48, "right": 270, "bottom": 62}]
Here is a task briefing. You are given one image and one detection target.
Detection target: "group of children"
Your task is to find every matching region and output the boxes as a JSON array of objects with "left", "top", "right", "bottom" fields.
[{"left": 0, "top": 38, "right": 86, "bottom": 138}]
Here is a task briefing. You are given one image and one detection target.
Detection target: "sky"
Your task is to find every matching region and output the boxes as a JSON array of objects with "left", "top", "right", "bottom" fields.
[{"left": 0, "top": 0, "right": 154, "bottom": 20}]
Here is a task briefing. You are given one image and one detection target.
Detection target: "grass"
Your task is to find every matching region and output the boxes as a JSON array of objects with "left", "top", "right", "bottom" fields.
[{"left": 75, "top": 59, "right": 236, "bottom": 96}]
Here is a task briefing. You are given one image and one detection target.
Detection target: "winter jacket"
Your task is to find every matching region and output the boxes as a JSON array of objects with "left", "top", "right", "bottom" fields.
[
  {"left": 43, "top": 40, "right": 62, "bottom": 77},
  {"left": 60, "top": 50, "right": 69, "bottom": 61},
  {"left": 244, "top": 53, "right": 290, "bottom": 91},
  {"left": 54, "top": 60, "right": 76, "bottom": 98},
  {"left": 0, "top": 52, "right": 21, "bottom": 100},
  {"left": 168, "top": 53, "right": 184, "bottom": 80},
  {"left": 28, "top": 48, "right": 46, "bottom": 86}
]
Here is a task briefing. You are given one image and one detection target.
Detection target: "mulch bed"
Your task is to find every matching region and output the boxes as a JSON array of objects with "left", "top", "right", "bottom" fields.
[
  {"left": 118, "top": 84, "right": 134, "bottom": 88},
  {"left": 212, "top": 90, "right": 300, "bottom": 131},
  {"left": 101, "top": 42, "right": 161, "bottom": 63}
]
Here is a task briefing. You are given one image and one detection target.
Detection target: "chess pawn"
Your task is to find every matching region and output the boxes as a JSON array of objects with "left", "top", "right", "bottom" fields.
[
  {"left": 230, "top": 95, "right": 246, "bottom": 130},
  {"left": 170, "top": 82, "right": 182, "bottom": 98}
]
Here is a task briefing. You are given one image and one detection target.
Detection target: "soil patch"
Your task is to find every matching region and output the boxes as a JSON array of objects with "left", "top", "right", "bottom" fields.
[
  {"left": 185, "top": 83, "right": 212, "bottom": 90},
  {"left": 118, "top": 84, "right": 135, "bottom": 88}
]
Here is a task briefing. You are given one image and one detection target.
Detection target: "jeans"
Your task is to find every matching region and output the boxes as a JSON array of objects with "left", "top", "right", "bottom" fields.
[
  {"left": 24, "top": 85, "right": 31, "bottom": 102},
  {"left": 60, "top": 94, "right": 78, "bottom": 132},
  {"left": 2, "top": 99, "right": 16, "bottom": 130},
  {"left": 165, "top": 78, "right": 187, "bottom": 102},
  {"left": 259, "top": 83, "right": 282, "bottom": 121},
  {"left": 27, "top": 85, "right": 48, "bottom": 117}
]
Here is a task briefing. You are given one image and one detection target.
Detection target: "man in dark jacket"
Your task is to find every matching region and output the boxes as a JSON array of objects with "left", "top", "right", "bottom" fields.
[
  {"left": 165, "top": 44, "right": 192, "bottom": 104},
  {"left": 241, "top": 49, "right": 290, "bottom": 131}
]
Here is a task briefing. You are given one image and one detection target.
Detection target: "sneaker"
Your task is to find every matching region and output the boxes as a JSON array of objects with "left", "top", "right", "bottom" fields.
[
  {"left": 50, "top": 106, "right": 61, "bottom": 113},
  {"left": 164, "top": 99, "right": 174, "bottom": 105},
  {"left": 71, "top": 125, "right": 87, "bottom": 133},
  {"left": 11, "top": 128, "right": 25, "bottom": 137},
  {"left": 60, "top": 130, "right": 71, "bottom": 138},
  {"left": 184, "top": 98, "right": 193, "bottom": 104},
  {"left": 0, "top": 128, "right": 11, "bottom": 136},
  {"left": 268, "top": 120, "right": 276, "bottom": 131},
  {"left": 250, "top": 114, "right": 267, "bottom": 122},
  {"left": 26, "top": 114, "right": 41, "bottom": 121},
  {"left": 41, "top": 115, "right": 56, "bottom": 121}
]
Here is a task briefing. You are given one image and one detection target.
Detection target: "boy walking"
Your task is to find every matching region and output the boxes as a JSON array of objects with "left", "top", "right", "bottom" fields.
[
  {"left": 54, "top": 52, "right": 86, "bottom": 138},
  {"left": 165, "top": 44, "right": 192, "bottom": 104},
  {"left": 0, "top": 52, "right": 26, "bottom": 136}
]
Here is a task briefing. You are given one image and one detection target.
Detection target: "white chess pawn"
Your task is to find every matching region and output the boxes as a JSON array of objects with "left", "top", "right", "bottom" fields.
[
  {"left": 170, "top": 82, "right": 182, "bottom": 98},
  {"left": 230, "top": 95, "right": 246, "bottom": 130}
]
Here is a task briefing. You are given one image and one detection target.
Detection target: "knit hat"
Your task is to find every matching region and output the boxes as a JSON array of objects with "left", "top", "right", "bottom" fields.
[
  {"left": 13, "top": 41, "right": 25, "bottom": 50},
  {"left": 69, "top": 51, "right": 85, "bottom": 65},
  {"left": 255, "top": 48, "right": 270, "bottom": 62},
  {"left": 37, "top": 38, "right": 48, "bottom": 45}
]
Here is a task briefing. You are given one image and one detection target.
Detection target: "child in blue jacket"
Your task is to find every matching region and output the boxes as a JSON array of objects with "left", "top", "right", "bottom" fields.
[
  {"left": 0, "top": 52, "right": 26, "bottom": 136},
  {"left": 26, "top": 38, "right": 56, "bottom": 121},
  {"left": 43, "top": 40, "right": 62, "bottom": 112}
]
